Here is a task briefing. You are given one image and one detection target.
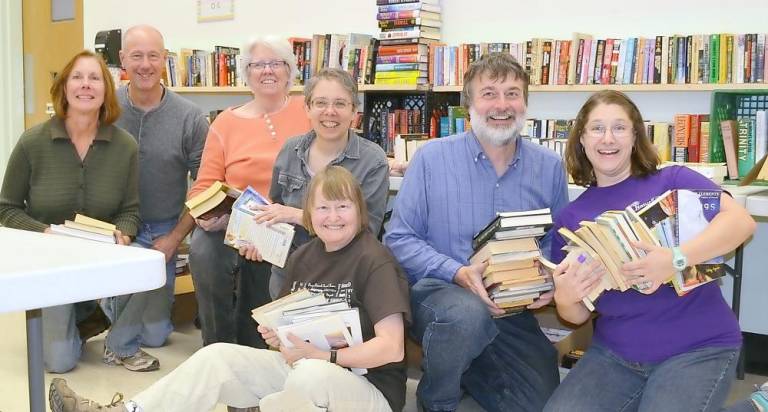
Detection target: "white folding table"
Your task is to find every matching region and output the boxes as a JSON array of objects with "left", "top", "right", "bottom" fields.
[{"left": 0, "top": 227, "right": 165, "bottom": 412}]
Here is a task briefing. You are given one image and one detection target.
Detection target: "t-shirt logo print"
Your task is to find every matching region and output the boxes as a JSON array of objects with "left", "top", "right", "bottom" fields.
[{"left": 291, "top": 281, "right": 354, "bottom": 304}]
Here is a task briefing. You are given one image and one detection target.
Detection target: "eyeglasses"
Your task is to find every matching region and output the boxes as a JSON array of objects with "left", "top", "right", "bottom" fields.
[
  {"left": 584, "top": 123, "right": 634, "bottom": 138},
  {"left": 247, "top": 60, "right": 287, "bottom": 71},
  {"left": 310, "top": 99, "right": 353, "bottom": 112}
]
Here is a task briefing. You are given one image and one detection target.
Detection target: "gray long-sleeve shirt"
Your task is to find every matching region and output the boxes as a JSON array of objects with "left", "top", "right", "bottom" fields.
[{"left": 116, "top": 86, "right": 208, "bottom": 222}]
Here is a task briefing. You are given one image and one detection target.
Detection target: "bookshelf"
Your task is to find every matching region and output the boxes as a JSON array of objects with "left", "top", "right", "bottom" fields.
[
  {"left": 169, "top": 85, "right": 305, "bottom": 94},
  {"left": 170, "top": 83, "right": 768, "bottom": 95}
]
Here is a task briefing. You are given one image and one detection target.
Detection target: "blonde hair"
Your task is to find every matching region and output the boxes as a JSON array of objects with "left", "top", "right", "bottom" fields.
[{"left": 302, "top": 166, "right": 368, "bottom": 236}]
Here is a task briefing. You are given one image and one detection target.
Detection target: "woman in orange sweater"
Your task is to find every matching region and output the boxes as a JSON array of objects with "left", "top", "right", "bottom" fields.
[{"left": 187, "top": 36, "right": 310, "bottom": 348}]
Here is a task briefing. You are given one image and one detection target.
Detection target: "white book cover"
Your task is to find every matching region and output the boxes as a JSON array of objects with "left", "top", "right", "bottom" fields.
[
  {"left": 224, "top": 186, "right": 295, "bottom": 268},
  {"left": 49, "top": 225, "right": 116, "bottom": 244},
  {"left": 277, "top": 311, "right": 367, "bottom": 375}
]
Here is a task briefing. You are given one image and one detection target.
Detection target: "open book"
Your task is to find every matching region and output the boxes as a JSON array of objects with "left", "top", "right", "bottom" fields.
[
  {"left": 185, "top": 181, "right": 242, "bottom": 220},
  {"left": 49, "top": 214, "right": 117, "bottom": 243},
  {"left": 223, "top": 186, "right": 295, "bottom": 268}
]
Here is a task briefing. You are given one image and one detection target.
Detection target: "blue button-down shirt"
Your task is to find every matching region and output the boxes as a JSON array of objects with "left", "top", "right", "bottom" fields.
[{"left": 384, "top": 131, "right": 568, "bottom": 285}]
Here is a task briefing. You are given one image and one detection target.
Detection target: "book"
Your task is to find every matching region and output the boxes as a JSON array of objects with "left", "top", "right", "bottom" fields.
[
  {"left": 720, "top": 120, "right": 740, "bottom": 179},
  {"left": 223, "top": 186, "right": 295, "bottom": 268},
  {"left": 672, "top": 189, "right": 725, "bottom": 293},
  {"left": 473, "top": 208, "right": 552, "bottom": 248},
  {"left": 49, "top": 214, "right": 117, "bottom": 244},
  {"left": 253, "top": 290, "right": 366, "bottom": 375},
  {"left": 469, "top": 237, "right": 540, "bottom": 266},
  {"left": 558, "top": 189, "right": 727, "bottom": 308},
  {"left": 251, "top": 289, "right": 327, "bottom": 329},
  {"left": 185, "top": 181, "right": 242, "bottom": 220}
]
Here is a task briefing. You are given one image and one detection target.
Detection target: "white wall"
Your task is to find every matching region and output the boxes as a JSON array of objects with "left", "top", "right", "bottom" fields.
[
  {"left": 83, "top": 0, "right": 768, "bottom": 118},
  {"left": 83, "top": 0, "right": 768, "bottom": 333},
  {"left": 0, "top": 0, "right": 25, "bottom": 187},
  {"left": 84, "top": 0, "right": 768, "bottom": 53}
]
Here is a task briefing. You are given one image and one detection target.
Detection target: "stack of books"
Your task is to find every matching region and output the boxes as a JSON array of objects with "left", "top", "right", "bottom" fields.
[
  {"left": 49, "top": 214, "right": 118, "bottom": 244},
  {"left": 471, "top": 208, "right": 555, "bottom": 315},
  {"left": 374, "top": 0, "right": 441, "bottom": 85},
  {"left": 557, "top": 189, "right": 725, "bottom": 310},
  {"left": 251, "top": 289, "right": 365, "bottom": 375}
]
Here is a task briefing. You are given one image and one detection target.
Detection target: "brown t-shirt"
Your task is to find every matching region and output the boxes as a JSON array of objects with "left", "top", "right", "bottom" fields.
[{"left": 280, "top": 230, "right": 412, "bottom": 412}]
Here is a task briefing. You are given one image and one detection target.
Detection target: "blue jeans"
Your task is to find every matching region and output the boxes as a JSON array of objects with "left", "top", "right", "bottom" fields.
[
  {"left": 189, "top": 227, "right": 271, "bottom": 347},
  {"left": 101, "top": 219, "right": 177, "bottom": 356},
  {"left": 42, "top": 301, "right": 99, "bottom": 372},
  {"left": 544, "top": 343, "right": 741, "bottom": 412},
  {"left": 410, "top": 277, "right": 559, "bottom": 412}
]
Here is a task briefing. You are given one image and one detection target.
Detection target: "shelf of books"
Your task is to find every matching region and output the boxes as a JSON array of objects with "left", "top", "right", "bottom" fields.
[
  {"left": 167, "top": 83, "right": 768, "bottom": 96},
  {"left": 168, "top": 85, "right": 305, "bottom": 94},
  {"left": 434, "top": 83, "right": 768, "bottom": 93},
  {"left": 169, "top": 83, "right": 768, "bottom": 95}
]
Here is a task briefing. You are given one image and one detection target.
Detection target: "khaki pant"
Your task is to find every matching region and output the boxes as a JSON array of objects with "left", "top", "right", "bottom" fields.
[{"left": 131, "top": 343, "right": 392, "bottom": 412}]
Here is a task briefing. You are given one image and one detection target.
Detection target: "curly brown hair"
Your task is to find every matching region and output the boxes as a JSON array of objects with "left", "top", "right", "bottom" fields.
[{"left": 566, "top": 90, "right": 659, "bottom": 186}]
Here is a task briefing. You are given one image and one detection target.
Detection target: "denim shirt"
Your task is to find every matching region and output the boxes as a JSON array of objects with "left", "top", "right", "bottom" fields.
[
  {"left": 269, "top": 129, "right": 390, "bottom": 247},
  {"left": 384, "top": 131, "right": 569, "bottom": 285}
]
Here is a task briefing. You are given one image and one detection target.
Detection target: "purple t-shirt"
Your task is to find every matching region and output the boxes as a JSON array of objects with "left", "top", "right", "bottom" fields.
[{"left": 551, "top": 166, "right": 742, "bottom": 362}]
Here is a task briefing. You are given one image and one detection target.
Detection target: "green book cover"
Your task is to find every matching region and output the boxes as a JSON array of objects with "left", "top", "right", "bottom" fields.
[
  {"left": 447, "top": 106, "right": 467, "bottom": 135},
  {"left": 737, "top": 118, "right": 755, "bottom": 178},
  {"left": 709, "top": 34, "right": 720, "bottom": 84}
]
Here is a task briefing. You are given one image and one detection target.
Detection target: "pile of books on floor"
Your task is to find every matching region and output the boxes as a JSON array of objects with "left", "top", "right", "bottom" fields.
[
  {"left": 471, "top": 208, "right": 555, "bottom": 315},
  {"left": 251, "top": 289, "right": 366, "bottom": 375},
  {"left": 374, "top": 0, "right": 441, "bottom": 85},
  {"left": 49, "top": 214, "right": 118, "bottom": 244},
  {"left": 557, "top": 189, "right": 725, "bottom": 310}
]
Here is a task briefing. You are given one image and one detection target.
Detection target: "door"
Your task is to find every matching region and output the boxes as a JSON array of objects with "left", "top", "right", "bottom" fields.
[{"left": 23, "top": 0, "right": 83, "bottom": 128}]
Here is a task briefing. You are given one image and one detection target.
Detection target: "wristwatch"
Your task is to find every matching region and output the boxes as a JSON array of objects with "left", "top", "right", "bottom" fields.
[
  {"left": 671, "top": 246, "right": 688, "bottom": 271},
  {"left": 329, "top": 349, "right": 338, "bottom": 364}
]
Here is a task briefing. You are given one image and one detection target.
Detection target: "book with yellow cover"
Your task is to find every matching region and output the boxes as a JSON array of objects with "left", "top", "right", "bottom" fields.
[
  {"left": 50, "top": 214, "right": 117, "bottom": 243},
  {"left": 185, "top": 181, "right": 242, "bottom": 219}
]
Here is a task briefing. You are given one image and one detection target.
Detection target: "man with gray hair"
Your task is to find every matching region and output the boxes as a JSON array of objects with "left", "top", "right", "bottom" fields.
[
  {"left": 385, "top": 53, "right": 567, "bottom": 412},
  {"left": 101, "top": 24, "right": 207, "bottom": 371}
]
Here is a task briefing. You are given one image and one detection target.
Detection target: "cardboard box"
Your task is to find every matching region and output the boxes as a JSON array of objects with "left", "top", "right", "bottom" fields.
[{"left": 534, "top": 306, "right": 593, "bottom": 363}]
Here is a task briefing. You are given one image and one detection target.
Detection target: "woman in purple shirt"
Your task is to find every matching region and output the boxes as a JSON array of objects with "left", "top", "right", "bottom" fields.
[{"left": 544, "top": 90, "right": 757, "bottom": 412}]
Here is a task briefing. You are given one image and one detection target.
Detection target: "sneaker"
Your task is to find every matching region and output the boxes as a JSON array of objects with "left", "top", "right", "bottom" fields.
[
  {"left": 49, "top": 378, "right": 126, "bottom": 412},
  {"left": 103, "top": 346, "right": 159, "bottom": 372}
]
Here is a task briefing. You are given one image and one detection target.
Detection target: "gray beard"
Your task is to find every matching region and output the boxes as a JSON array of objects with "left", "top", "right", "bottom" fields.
[{"left": 469, "top": 107, "right": 525, "bottom": 147}]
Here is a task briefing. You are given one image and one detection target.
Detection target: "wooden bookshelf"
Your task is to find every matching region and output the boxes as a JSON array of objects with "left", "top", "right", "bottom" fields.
[
  {"left": 169, "top": 83, "right": 768, "bottom": 95},
  {"left": 359, "top": 84, "right": 429, "bottom": 92},
  {"left": 169, "top": 85, "right": 305, "bottom": 94},
  {"left": 433, "top": 83, "right": 768, "bottom": 93}
]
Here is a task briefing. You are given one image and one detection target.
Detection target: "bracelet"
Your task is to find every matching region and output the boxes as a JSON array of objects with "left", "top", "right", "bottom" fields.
[{"left": 329, "top": 349, "right": 337, "bottom": 364}]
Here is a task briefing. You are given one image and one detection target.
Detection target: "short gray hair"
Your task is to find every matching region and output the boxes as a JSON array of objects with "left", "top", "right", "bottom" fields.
[
  {"left": 303, "top": 68, "right": 360, "bottom": 108},
  {"left": 462, "top": 52, "right": 530, "bottom": 109},
  {"left": 241, "top": 35, "right": 299, "bottom": 89}
]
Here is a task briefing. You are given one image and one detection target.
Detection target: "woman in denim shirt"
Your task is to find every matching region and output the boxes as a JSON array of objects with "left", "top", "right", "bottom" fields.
[{"left": 250, "top": 68, "right": 390, "bottom": 297}]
